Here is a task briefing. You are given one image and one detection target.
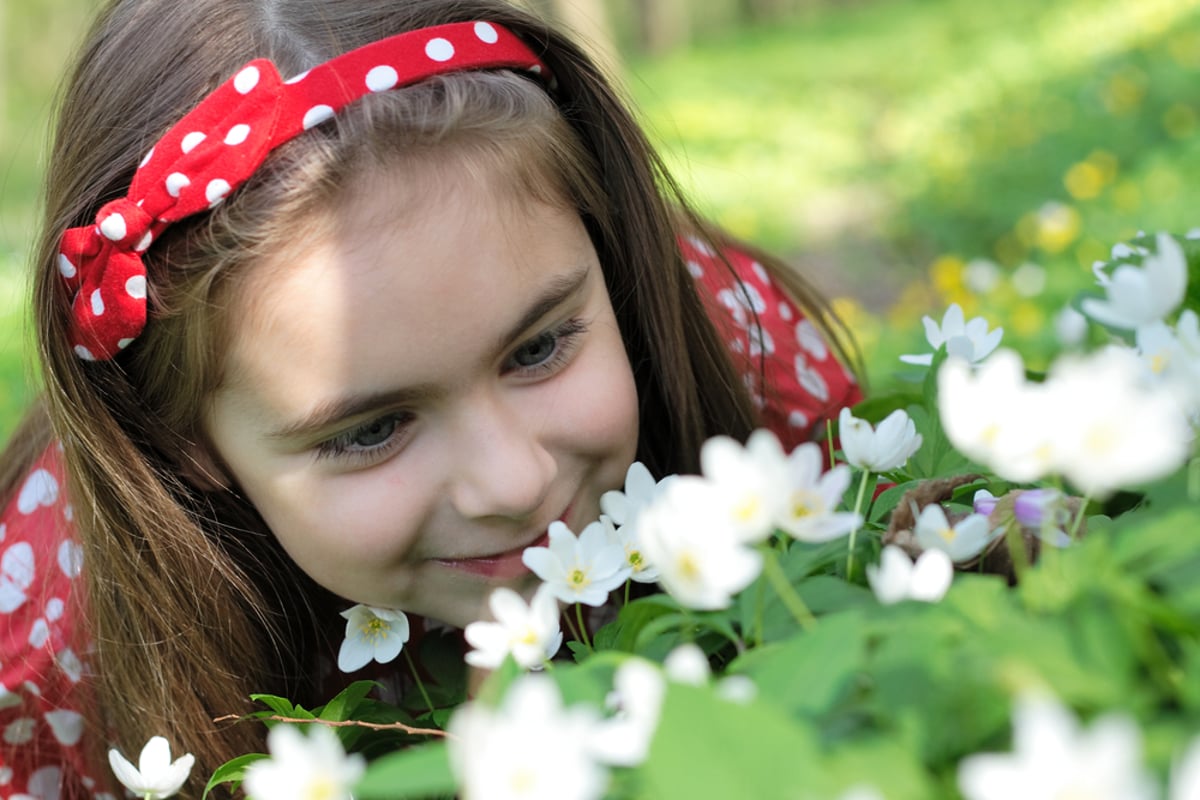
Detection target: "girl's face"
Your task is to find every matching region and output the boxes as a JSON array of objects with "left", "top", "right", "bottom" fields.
[{"left": 203, "top": 157, "right": 640, "bottom": 627}]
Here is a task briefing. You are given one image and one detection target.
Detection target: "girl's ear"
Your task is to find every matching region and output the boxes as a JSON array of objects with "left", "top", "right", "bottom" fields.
[{"left": 179, "top": 438, "right": 232, "bottom": 492}]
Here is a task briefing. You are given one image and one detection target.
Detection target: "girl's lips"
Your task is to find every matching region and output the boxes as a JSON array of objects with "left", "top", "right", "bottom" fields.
[{"left": 432, "top": 530, "right": 552, "bottom": 579}]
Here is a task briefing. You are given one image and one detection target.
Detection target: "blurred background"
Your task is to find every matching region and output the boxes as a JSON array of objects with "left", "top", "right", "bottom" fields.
[{"left": 1, "top": 0, "right": 1198, "bottom": 442}]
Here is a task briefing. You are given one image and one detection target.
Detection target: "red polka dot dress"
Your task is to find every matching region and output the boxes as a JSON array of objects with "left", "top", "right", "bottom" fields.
[
  {"left": 680, "top": 235, "right": 862, "bottom": 451},
  {"left": 0, "top": 447, "right": 104, "bottom": 799}
]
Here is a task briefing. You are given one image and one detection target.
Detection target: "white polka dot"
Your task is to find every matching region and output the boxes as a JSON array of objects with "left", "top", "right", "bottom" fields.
[
  {"left": 530, "top": 64, "right": 543, "bottom": 74},
  {"left": 58, "top": 540, "right": 83, "bottom": 579},
  {"left": 0, "top": 523, "right": 5, "bottom": 542},
  {"left": 224, "top": 124, "right": 251, "bottom": 145},
  {"left": 0, "top": 765, "right": 10, "bottom": 784},
  {"left": 17, "top": 471, "right": 57, "bottom": 515},
  {"left": 788, "top": 409, "right": 810, "bottom": 429},
  {"left": 0, "top": 685, "right": 17, "bottom": 710},
  {"left": 139, "top": 147, "right": 155, "bottom": 168},
  {"left": 794, "top": 353, "right": 830, "bottom": 402},
  {"left": 474, "top": 21, "right": 499, "bottom": 43},
  {"left": 365, "top": 65, "right": 399, "bottom": 92},
  {"left": 99, "top": 213, "right": 127, "bottom": 242},
  {"left": 57, "top": 649, "right": 83, "bottom": 684},
  {"left": 44, "top": 710, "right": 83, "bottom": 746},
  {"left": 0, "top": 541, "right": 33, "bottom": 613},
  {"left": 165, "top": 172, "right": 191, "bottom": 198},
  {"left": 284, "top": 69, "right": 310, "bottom": 84},
  {"left": 751, "top": 261, "right": 770, "bottom": 285},
  {"left": 117, "top": 338, "right": 134, "bottom": 350},
  {"left": 135, "top": 231, "right": 153, "bottom": 252},
  {"left": 778, "top": 301, "right": 793, "bottom": 321},
  {"left": 45, "top": 597, "right": 64, "bottom": 621},
  {"left": 206, "top": 179, "right": 231, "bottom": 206},
  {"left": 28, "top": 618, "right": 49, "bottom": 648},
  {"left": 57, "top": 254, "right": 77, "bottom": 279},
  {"left": 63, "top": 504, "right": 73, "bottom": 522},
  {"left": 686, "top": 260, "right": 704, "bottom": 279},
  {"left": 126, "top": 275, "right": 147, "bottom": 300},
  {"left": 180, "top": 131, "right": 206, "bottom": 153},
  {"left": 795, "top": 319, "right": 828, "bottom": 360},
  {"left": 3, "top": 718, "right": 34, "bottom": 745},
  {"left": 74, "top": 345, "right": 95, "bottom": 361},
  {"left": 90, "top": 290, "right": 105, "bottom": 317},
  {"left": 302, "top": 104, "right": 334, "bottom": 130},
  {"left": 28, "top": 767, "right": 64, "bottom": 799},
  {"left": 425, "top": 37, "right": 454, "bottom": 62},
  {"left": 234, "top": 65, "right": 260, "bottom": 94}
]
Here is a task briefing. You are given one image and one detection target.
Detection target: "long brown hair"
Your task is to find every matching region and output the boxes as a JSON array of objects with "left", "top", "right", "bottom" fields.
[{"left": 7, "top": 0, "right": 857, "bottom": 792}]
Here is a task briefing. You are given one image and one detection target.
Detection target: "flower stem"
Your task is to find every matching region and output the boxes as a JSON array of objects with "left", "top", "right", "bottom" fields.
[
  {"left": 763, "top": 549, "right": 816, "bottom": 631},
  {"left": 403, "top": 647, "right": 435, "bottom": 715},
  {"left": 624, "top": 579, "right": 631, "bottom": 606},
  {"left": 1068, "top": 493, "right": 1090, "bottom": 540},
  {"left": 846, "top": 468, "right": 872, "bottom": 578},
  {"left": 1189, "top": 455, "right": 1200, "bottom": 501},
  {"left": 574, "top": 603, "right": 593, "bottom": 651}
]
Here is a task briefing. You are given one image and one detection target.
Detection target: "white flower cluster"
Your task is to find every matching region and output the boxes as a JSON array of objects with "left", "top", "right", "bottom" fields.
[
  {"left": 939, "top": 344, "right": 1193, "bottom": 498},
  {"left": 958, "top": 692, "right": 1200, "bottom": 800}
]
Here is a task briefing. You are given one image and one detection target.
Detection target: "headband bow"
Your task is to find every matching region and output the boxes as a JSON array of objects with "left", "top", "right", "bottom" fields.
[{"left": 59, "top": 21, "right": 548, "bottom": 360}]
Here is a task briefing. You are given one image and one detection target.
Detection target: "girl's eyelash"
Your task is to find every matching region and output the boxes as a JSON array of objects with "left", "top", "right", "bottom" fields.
[
  {"left": 506, "top": 317, "right": 589, "bottom": 376},
  {"left": 315, "top": 412, "right": 411, "bottom": 464}
]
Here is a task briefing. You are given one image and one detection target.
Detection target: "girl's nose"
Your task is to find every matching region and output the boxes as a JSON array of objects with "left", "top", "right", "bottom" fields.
[{"left": 448, "top": 395, "right": 557, "bottom": 521}]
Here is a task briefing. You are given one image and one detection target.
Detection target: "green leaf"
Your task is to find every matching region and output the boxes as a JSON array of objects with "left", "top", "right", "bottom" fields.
[
  {"left": 202, "top": 753, "right": 267, "bottom": 799},
  {"left": 727, "top": 609, "right": 867, "bottom": 717},
  {"left": 640, "top": 682, "right": 836, "bottom": 800},
  {"left": 249, "top": 693, "right": 313, "bottom": 720},
  {"left": 354, "top": 742, "right": 455, "bottom": 800},
  {"left": 317, "top": 680, "right": 378, "bottom": 722}
]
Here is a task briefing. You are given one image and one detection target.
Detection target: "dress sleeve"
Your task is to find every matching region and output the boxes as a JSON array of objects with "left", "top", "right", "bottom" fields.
[
  {"left": 1, "top": 446, "right": 106, "bottom": 799},
  {"left": 680, "top": 235, "right": 863, "bottom": 452}
]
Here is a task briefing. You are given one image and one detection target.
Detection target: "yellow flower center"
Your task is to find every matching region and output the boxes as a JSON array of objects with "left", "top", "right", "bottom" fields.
[
  {"left": 360, "top": 617, "right": 390, "bottom": 642},
  {"left": 568, "top": 568, "right": 589, "bottom": 588},
  {"left": 303, "top": 776, "right": 339, "bottom": 800},
  {"left": 734, "top": 494, "right": 761, "bottom": 523},
  {"left": 938, "top": 526, "right": 957, "bottom": 543},
  {"left": 678, "top": 552, "right": 700, "bottom": 580},
  {"left": 627, "top": 550, "right": 644, "bottom": 570}
]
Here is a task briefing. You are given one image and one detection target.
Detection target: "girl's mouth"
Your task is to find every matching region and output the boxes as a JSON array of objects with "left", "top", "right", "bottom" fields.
[{"left": 433, "top": 530, "right": 551, "bottom": 579}]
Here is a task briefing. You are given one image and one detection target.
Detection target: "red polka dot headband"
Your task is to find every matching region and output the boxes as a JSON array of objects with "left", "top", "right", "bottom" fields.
[{"left": 58, "top": 21, "right": 548, "bottom": 361}]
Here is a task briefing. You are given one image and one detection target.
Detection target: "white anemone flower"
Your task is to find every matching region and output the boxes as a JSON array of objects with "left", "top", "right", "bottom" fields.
[
  {"left": 913, "top": 504, "right": 995, "bottom": 562},
  {"left": 108, "top": 736, "right": 195, "bottom": 799},
  {"left": 243, "top": 725, "right": 365, "bottom": 800},
  {"left": 838, "top": 408, "right": 923, "bottom": 473},
  {"left": 938, "top": 351, "right": 1059, "bottom": 483},
  {"left": 900, "top": 303, "right": 1004, "bottom": 366},
  {"left": 660, "top": 643, "right": 757, "bottom": 703},
  {"left": 599, "top": 462, "right": 668, "bottom": 583},
  {"left": 957, "top": 693, "right": 1156, "bottom": 800},
  {"left": 599, "top": 461, "right": 662, "bottom": 526},
  {"left": 777, "top": 442, "right": 861, "bottom": 542},
  {"left": 464, "top": 584, "right": 563, "bottom": 671},
  {"left": 522, "top": 518, "right": 630, "bottom": 606},
  {"left": 866, "top": 545, "right": 952, "bottom": 605},
  {"left": 1047, "top": 346, "right": 1193, "bottom": 497},
  {"left": 337, "top": 604, "right": 410, "bottom": 673},
  {"left": 589, "top": 658, "right": 666, "bottom": 767},
  {"left": 1170, "top": 735, "right": 1200, "bottom": 800},
  {"left": 1081, "top": 232, "right": 1187, "bottom": 330},
  {"left": 637, "top": 476, "right": 763, "bottom": 610},
  {"left": 448, "top": 674, "right": 608, "bottom": 800},
  {"left": 698, "top": 430, "right": 790, "bottom": 544}
]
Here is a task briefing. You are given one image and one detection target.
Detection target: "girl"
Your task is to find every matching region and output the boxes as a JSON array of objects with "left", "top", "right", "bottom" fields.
[{"left": 0, "top": 0, "right": 861, "bottom": 795}]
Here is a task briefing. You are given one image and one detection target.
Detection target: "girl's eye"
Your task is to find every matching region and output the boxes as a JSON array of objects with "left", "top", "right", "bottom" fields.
[
  {"left": 510, "top": 332, "right": 559, "bottom": 368},
  {"left": 505, "top": 318, "right": 588, "bottom": 375},
  {"left": 317, "top": 412, "right": 410, "bottom": 462}
]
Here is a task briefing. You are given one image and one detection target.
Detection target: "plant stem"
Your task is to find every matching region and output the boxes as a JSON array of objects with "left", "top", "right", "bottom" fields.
[
  {"left": 574, "top": 603, "right": 593, "bottom": 651},
  {"left": 403, "top": 647, "right": 435, "bottom": 715},
  {"left": 846, "top": 468, "right": 872, "bottom": 578},
  {"left": 763, "top": 549, "right": 817, "bottom": 631},
  {"left": 624, "top": 579, "right": 631, "bottom": 606},
  {"left": 1068, "top": 493, "right": 1090, "bottom": 540}
]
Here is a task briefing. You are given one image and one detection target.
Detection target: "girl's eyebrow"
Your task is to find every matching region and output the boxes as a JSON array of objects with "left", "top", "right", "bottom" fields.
[
  {"left": 266, "top": 263, "right": 593, "bottom": 443},
  {"left": 493, "top": 263, "right": 591, "bottom": 350}
]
